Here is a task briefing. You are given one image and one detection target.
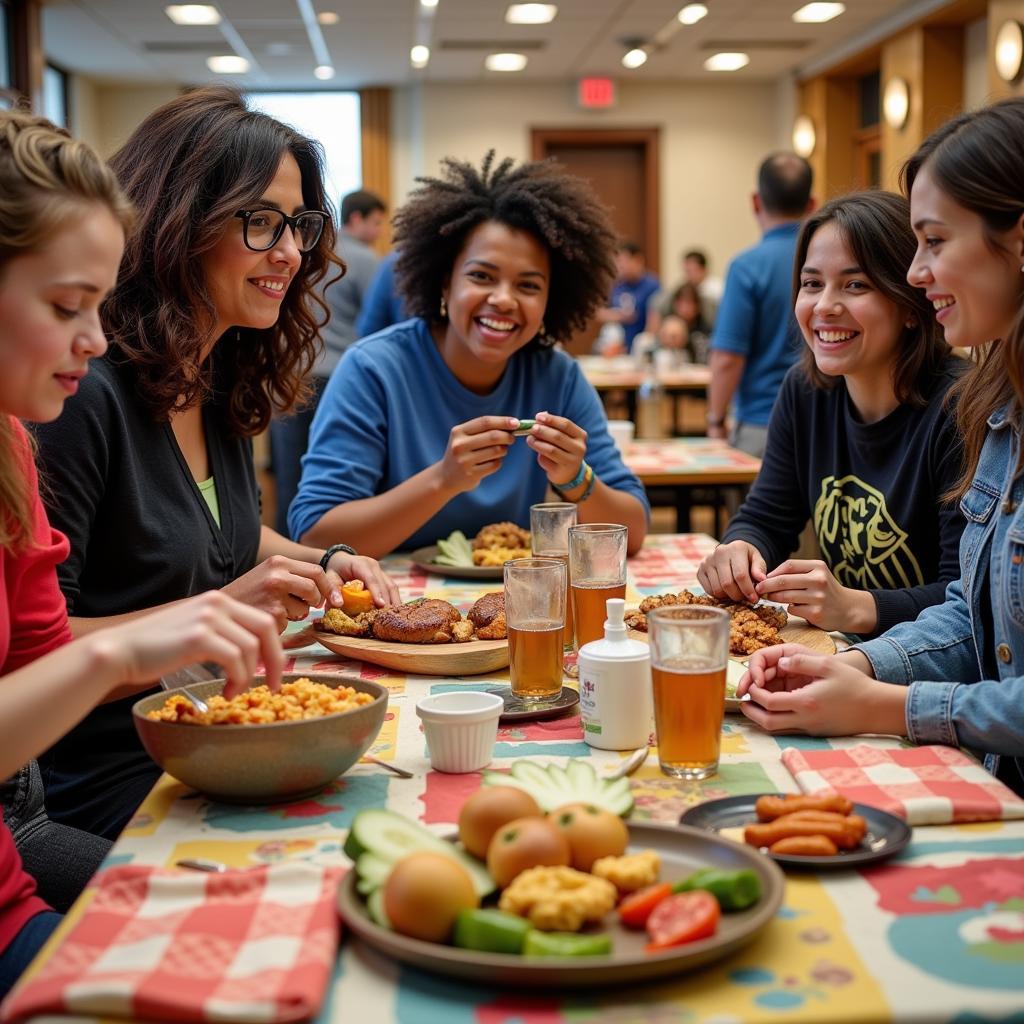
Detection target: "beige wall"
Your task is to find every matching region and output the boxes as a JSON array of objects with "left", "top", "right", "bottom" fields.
[
  {"left": 70, "top": 81, "right": 179, "bottom": 157},
  {"left": 392, "top": 79, "right": 791, "bottom": 284},
  {"left": 964, "top": 16, "right": 991, "bottom": 107}
]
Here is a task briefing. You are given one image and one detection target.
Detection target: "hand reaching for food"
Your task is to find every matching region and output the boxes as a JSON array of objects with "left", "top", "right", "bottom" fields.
[
  {"left": 755, "top": 559, "right": 877, "bottom": 633},
  {"left": 523, "top": 411, "right": 588, "bottom": 489},
  {"left": 696, "top": 541, "right": 767, "bottom": 605},
  {"left": 438, "top": 415, "right": 519, "bottom": 494}
]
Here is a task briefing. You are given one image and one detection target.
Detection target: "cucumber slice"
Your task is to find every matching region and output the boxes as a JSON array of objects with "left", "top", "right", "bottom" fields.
[
  {"left": 486, "top": 760, "right": 634, "bottom": 816},
  {"left": 346, "top": 808, "right": 495, "bottom": 897},
  {"left": 367, "top": 886, "right": 391, "bottom": 929},
  {"left": 354, "top": 851, "right": 392, "bottom": 894}
]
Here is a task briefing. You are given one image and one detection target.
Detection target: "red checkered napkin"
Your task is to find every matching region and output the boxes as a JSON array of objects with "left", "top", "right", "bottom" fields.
[
  {"left": 1, "top": 861, "right": 342, "bottom": 1024},
  {"left": 781, "top": 745, "right": 1024, "bottom": 825}
]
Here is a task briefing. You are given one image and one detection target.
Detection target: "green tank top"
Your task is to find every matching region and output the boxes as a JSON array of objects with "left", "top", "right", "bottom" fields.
[{"left": 197, "top": 476, "right": 220, "bottom": 527}]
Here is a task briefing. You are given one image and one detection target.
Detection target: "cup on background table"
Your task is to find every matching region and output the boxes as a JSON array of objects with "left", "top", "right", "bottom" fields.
[
  {"left": 606, "top": 420, "right": 635, "bottom": 454},
  {"left": 530, "top": 502, "right": 577, "bottom": 652},
  {"left": 504, "top": 557, "right": 567, "bottom": 709},
  {"left": 568, "top": 523, "right": 627, "bottom": 650},
  {"left": 647, "top": 605, "right": 730, "bottom": 780}
]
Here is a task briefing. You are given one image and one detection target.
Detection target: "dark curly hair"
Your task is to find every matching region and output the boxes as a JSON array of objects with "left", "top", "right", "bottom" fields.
[
  {"left": 102, "top": 86, "right": 340, "bottom": 436},
  {"left": 392, "top": 151, "right": 617, "bottom": 346}
]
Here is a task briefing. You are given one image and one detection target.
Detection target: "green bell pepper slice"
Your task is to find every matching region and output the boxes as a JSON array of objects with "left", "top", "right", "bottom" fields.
[
  {"left": 674, "top": 867, "right": 762, "bottom": 912},
  {"left": 453, "top": 909, "right": 532, "bottom": 955},
  {"left": 523, "top": 930, "right": 613, "bottom": 957}
]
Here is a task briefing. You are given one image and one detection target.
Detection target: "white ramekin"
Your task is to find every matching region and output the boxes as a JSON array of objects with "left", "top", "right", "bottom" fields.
[{"left": 415, "top": 691, "right": 503, "bottom": 773}]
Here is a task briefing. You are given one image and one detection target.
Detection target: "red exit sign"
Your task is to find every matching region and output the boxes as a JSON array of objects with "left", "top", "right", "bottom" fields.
[{"left": 578, "top": 77, "right": 616, "bottom": 109}]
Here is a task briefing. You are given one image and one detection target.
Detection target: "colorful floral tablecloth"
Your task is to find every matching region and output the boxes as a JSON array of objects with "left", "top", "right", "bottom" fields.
[
  {"left": 623, "top": 439, "right": 761, "bottom": 486},
  {"left": 23, "top": 536, "right": 1024, "bottom": 1023}
]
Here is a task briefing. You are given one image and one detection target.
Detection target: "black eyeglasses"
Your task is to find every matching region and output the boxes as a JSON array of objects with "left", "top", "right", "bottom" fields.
[{"left": 234, "top": 208, "right": 328, "bottom": 253}]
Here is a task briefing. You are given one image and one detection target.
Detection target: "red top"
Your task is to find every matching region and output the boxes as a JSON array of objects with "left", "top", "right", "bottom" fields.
[{"left": 1, "top": 417, "right": 73, "bottom": 953}]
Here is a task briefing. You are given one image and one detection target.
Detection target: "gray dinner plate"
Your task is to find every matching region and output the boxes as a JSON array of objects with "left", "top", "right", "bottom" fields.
[{"left": 410, "top": 545, "right": 505, "bottom": 580}]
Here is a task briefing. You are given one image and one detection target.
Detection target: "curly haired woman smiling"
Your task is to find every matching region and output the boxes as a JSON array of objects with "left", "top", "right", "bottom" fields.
[{"left": 291, "top": 153, "right": 650, "bottom": 557}]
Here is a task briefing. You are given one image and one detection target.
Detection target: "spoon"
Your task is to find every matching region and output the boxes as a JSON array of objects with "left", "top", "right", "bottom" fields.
[
  {"left": 159, "top": 670, "right": 210, "bottom": 715},
  {"left": 605, "top": 746, "right": 649, "bottom": 780}
]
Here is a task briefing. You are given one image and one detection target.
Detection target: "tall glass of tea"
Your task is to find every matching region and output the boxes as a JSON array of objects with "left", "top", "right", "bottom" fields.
[
  {"left": 504, "top": 557, "right": 567, "bottom": 710},
  {"left": 568, "top": 524, "right": 627, "bottom": 650},
  {"left": 647, "top": 605, "right": 730, "bottom": 780},
  {"left": 530, "top": 502, "right": 577, "bottom": 652}
]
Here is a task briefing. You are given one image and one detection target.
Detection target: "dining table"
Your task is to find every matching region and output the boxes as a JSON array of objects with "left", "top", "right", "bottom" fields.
[
  {"left": 622, "top": 439, "right": 762, "bottom": 533},
  {"left": 16, "top": 533, "right": 1024, "bottom": 1024}
]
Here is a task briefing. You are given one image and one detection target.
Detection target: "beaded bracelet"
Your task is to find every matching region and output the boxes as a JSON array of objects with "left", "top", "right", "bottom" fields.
[{"left": 553, "top": 463, "right": 596, "bottom": 503}]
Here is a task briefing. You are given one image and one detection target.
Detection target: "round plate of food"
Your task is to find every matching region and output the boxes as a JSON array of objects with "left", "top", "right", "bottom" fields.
[
  {"left": 336, "top": 821, "right": 784, "bottom": 988},
  {"left": 410, "top": 545, "right": 505, "bottom": 581},
  {"left": 679, "top": 794, "right": 912, "bottom": 870}
]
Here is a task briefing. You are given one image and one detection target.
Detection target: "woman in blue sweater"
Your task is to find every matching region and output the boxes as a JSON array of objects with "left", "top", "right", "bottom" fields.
[{"left": 291, "top": 153, "right": 650, "bottom": 557}]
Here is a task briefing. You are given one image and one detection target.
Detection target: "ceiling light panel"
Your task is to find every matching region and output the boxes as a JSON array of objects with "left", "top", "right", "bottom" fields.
[
  {"left": 677, "top": 4, "right": 708, "bottom": 26},
  {"left": 792, "top": 3, "right": 845, "bottom": 23},
  {"left": 506, "top": 4, "right": 557, "bottom": 24},
  {"left": 207, "top": 54, "right": 249, "bottom": 73},
  {"left": 166, "top": 4, "right": 220, "bottom": 25},
  {"left": 703, "top": 51, "right": 749, "bottom": 71},
  {"left": 485, "top": 52, "right": 528, "bottom": 71},
  {"left": 410, "top": 44, "right": 430, "bottom": 68},
  {"left": 622, "top": 47, "right": 648, "bottom": 69},
  {"left": 314, "top": 64, "right": 334, "bottom": 79},
  {"left": 316, "top": 11, "right": 339, "bottom": 26}
]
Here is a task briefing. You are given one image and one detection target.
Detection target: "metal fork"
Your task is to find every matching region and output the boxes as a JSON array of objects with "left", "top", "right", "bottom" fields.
[{"left": 159, "top": 664, "right": 213, "bottom": 715}]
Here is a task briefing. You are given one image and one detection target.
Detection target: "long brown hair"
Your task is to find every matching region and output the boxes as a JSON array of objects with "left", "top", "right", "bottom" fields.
[
  {"left": 900, "top": 98, "right": 1024, "bottom": 498},
  {"left": 102, "top": 86, "right": 339, "bottom": 436},
  {"left": 0, "top": 110, "right": 132, "bottom": 550},
  {"left": 794, "top": 190, "right": 950, "bottom": 406}
]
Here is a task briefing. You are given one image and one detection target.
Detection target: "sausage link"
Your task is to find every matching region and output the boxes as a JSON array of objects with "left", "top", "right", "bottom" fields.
[
  {"left": 754, "top": 793, "right": 854, "bottom": 821},
  {"left": 744, "top": 817, "right": 863, "bottom": 850},
  {"left": 770, "top": 835, "right": 839, "bottom": 856},
  {"left": 778, "top": 810, "right": 867, "bottom": 843}
]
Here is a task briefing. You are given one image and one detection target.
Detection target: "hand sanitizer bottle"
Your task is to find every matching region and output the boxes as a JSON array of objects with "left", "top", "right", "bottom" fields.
[{"left": 577, "top": 598, "right": 653, "bottom": 751}]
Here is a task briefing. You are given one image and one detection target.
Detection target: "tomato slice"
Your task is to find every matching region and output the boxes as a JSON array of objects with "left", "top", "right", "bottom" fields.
[
  {"left": 645, "top": 891, "right": 720, "bottom": 951},
  {"left": 618, "top": 882, "right": 674, "bottom": 929}
]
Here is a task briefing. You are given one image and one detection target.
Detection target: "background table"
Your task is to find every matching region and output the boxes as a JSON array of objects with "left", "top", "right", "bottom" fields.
[
  {"left": 623, "top": 439, "right": 761, "bottom": 534},
  {"left": 22, "top": 536, "right": 1024, "bottom": 1024}
]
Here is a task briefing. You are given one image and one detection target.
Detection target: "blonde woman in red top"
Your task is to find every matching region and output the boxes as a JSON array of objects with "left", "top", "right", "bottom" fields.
[{"left": 0, "top": 111, "right": 283, "bottom": 997}]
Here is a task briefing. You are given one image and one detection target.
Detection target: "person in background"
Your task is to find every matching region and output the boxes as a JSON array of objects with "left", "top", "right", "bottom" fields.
[
  {"left": 665, "top": 281, "right": 712, "bottom": 362},
  {"left": 270, "top": 188, "right": 386, "bottom": 534},
  {"left": 596, "top": 241, "right": 660, "bottom": 354},
  {"left": 356, "top": 249, "right": 407, "bottom": 338},
  {"left": 291, "top": 153, "right": 650, "bottom": 557},
  {"left": 705, "top": 153, "right": 814, "bottom": 457},
  {"left": 738, "top": 97, "right": 1024, "bottom": 797},
  {"left": 698, "top": 191, "right": 964, "bottom": 637},
  {"left": 0, "top": 109, "right": 283, "bottom": 998},
  {"left": 32, "top": 88, "right": 398, "bottom": 844},
  {"left": 662, "top": 249, "right": 722, "bottom": 329}
]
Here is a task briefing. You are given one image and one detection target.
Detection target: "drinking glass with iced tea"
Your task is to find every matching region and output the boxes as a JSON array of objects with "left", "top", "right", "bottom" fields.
[
  {"left": 530, "top": 502, "right": 577, "bottom": 652},
  {"left": 504, "top": 557, "right": 567, "bottom": 709},
  {"left": 647, "top": 605, "right": 730, "bottom": 780},
  {"left": 568, "top": 524, "right": 627, "bottom": 650}
]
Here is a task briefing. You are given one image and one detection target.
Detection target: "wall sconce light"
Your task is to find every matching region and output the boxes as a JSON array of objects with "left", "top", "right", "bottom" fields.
[
  {"left": 792, "top": 114, "right": 816, "bottom": 157},
  {"left": 883, "top": 76, "right": 910, "bottom": 129},
  {"left": 995, "top": 19, "right": 1024, "bottom": 83}
]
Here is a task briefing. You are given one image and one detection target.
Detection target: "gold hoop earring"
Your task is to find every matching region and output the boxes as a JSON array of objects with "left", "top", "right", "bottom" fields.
[{"left": 440, "top": 297, "right": 448, "bottom": 318}]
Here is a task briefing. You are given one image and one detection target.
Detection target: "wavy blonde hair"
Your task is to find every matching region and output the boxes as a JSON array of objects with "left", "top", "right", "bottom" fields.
[{"left": 0, "top": 109, "right": 133, "bottom": 550}]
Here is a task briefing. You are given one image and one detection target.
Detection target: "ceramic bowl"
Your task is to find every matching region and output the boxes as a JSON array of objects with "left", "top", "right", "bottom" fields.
[
  {"left": 415, "top": 690, "right": 503, "bottom": 773},
  {"left": 132, "top": 672, "right": 388, "bottom": 803}
]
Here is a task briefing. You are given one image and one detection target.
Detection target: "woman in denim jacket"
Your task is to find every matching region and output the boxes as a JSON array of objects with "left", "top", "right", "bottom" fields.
[{"left": 737, "top": 97, "right": 1024, "bottom": 796}]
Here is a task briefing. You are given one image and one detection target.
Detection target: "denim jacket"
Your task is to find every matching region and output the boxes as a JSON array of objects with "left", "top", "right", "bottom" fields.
[{"left": 855, "top": 405, "right": 1024, "bottom": 782}]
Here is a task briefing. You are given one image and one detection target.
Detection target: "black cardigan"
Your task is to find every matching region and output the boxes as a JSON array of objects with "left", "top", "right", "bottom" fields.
[
  {"left": 721, "top": 360, "right": 966, "bottom": 638},
  {"left": 32, "top": 355, "right": 262, "bottom": 838}
]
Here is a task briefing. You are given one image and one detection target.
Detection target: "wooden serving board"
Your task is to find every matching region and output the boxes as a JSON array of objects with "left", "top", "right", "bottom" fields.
[
  {"left": 627, "top": 614, "right": 836, "bottom": 660},
  {"left": 312, "top": 630, "right": 509, "bottom": 677}
]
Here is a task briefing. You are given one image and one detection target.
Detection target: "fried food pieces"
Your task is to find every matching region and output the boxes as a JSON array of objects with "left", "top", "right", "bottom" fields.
[
  {"left": 472, "top": 521, "right": 530, "bottom": 565},
  {"left": 320, "top": 607, "right": 377, "bottom": 637},
  {"left": 373, "top": 599, "right": 465, "bottom": 643},
  {"left": 624, "top": 589, "right": 787, "bottom": 657},
  {"left": 746, "top": 793, "right": 866, "bottom": 857},
  {"left": 468, "top": 592, "right": 507, "bottom": 640}
]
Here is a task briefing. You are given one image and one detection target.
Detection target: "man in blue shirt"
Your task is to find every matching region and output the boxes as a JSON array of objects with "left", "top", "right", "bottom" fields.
[
  {"left": 705, "top": 153, "right": 814, "bottom": 457},
  {"left": 596, "top": 242, "right": 660, "bottom": 353}
]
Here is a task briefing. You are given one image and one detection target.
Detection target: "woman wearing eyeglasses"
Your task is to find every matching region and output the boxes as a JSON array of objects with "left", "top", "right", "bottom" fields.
[{"left": 31, "top": 87, "right": 399, "bottom": 842}]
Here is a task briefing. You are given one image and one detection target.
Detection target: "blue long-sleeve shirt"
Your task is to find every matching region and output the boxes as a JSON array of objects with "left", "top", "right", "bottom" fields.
[{"left": 289, "top": 317, "right": 649, "bottom": 550}]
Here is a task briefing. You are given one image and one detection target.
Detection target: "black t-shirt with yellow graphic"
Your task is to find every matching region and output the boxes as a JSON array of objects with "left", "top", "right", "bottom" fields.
[{"left": 722, "top": 359, "right": 965, "bottom": 637}]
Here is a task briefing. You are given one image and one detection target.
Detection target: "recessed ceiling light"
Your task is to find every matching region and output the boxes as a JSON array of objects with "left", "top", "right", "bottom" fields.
[
  {"left": 677, "top": 4, "right": 708, "bottom": 25},
  {"left": 704, "top": 51, "right": 749, "bottom": 71},
  {"left": 410, "top": 45, "right": 430, "bottom": 68},
  {"left": 420, "top": 0, "right": 438, "bottom": 8},
  {"left": 622, "top": 47, "right": 648, "bottom": 69},
  {"left": 316, "top": 11, "right": 339, "bottom": 26},
  {"left": 314, "top": 64, "right": 334, "bottom": 80},
  {"left": 206, "top": 54, "right": 249, "bottom": 74},
  {"left": 166, "top": 4, "right": 220, "bottom": 25},
  {"left": 792, "top": 3, "right": 845, "bottom": 23},
  {"left": 506, "top": 3, "right": 557, "bottom": 24},
  {"left": 485, "top": 52, "right": 528, "bottom": 72}
]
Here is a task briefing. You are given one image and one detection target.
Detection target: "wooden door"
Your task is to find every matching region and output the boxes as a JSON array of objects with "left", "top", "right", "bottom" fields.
[{"left": 531, "top": 128, "right": 660, "bottom": 354}]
